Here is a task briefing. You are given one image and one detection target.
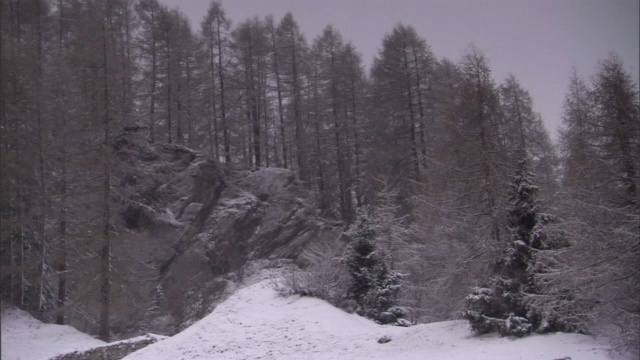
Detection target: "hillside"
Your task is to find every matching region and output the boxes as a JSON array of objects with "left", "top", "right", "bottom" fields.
[{"left": 121, "top": 279, "right": 614, "bottom": 360}]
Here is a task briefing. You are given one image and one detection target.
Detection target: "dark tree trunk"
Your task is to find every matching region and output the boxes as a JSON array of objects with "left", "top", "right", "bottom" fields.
[
  {"left": 216, "top": 13, "right": 230, "bottom": 164},
  {"left": 99, "top": 6, "right": 112, "bottom": 342},
  {"left": 166, "top": 33, "right": 172, "bottom": 144},
  {"left": 402, "top": 40, "right": 420, "bottom": 182},
  {"left": 270, "top": 26, "right": 287, "bottom": 168},
  {"left": 290, "top": 29, "right": 305, "bottom": 179},
  {"left": 412, "top": 45, "right": 428, "bottom": 169},
  {"left": 56, "top": 113, "right": 68, "bottom": 325}
]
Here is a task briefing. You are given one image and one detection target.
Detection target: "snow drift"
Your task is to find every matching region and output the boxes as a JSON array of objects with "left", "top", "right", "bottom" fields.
[
  {"left": 122, "top": 279, "right": 613, "bottom": 360},
  {"left": 1, "top": 307, "right": 106, "bottom": 360}
]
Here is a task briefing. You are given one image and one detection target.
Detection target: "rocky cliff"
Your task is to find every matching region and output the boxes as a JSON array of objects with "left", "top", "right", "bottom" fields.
[{"left": 103, "top": 128, "right": 342, "bottom": 337}]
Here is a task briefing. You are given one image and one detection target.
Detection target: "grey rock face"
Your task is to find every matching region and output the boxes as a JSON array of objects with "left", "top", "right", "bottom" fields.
[
  {"left": 180, "top": 203, "right": 203, "bottom": 222},
  {"left": 107, "top": 130, "right": 342, "bottom": 336}
]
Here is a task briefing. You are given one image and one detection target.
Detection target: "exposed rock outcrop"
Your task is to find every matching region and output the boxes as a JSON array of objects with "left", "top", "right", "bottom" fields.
[
  {"left": 160, "top": 166, "right": 342, "bottom": 330},
  {"left": 51, "top": 334, "right": 167, "bottom": 360},
  {"left": 105, "top": 129, "right": 343, "bottom": 336}
]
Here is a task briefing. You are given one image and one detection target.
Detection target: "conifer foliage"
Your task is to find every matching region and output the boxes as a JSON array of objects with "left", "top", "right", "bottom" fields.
[
  {"left": 344, "top": 214, "right": 407, "bottom": 325},
  {"left": 463, "top": 159, "right": 568, "bottom": 336}
]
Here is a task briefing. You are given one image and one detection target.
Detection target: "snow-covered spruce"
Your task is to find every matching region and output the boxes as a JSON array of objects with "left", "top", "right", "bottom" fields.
[
  {"left": 463, "top": 159, "right": 571, "bottom": 336},
  {"left": 344, "top": 213, "right": 407, "bottom": 326}
]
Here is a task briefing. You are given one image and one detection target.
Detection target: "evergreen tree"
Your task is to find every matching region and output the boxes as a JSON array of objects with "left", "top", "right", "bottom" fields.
[
  {"left": 345, "top": 214, "right": 406, "bottom": 325},
  {"left": 463, "top": 159, "right": 568, "bottom": 336}
]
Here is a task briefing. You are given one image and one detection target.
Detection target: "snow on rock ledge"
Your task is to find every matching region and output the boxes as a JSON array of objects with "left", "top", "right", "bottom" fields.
[{"left": 51, "top": 334, "right": 168, "bottom": 360}]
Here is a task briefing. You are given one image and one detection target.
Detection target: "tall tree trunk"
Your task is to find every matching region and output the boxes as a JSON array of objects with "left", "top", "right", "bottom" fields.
[
  {"left": 186, "top": 50, "right": 194, "bottom": 148},
  {"left": 56, "top": 137, "right": 67, "bottom": 324},
  {"left": 312, "top": 59, "right": 325, "bottom": 206},
  {"left": 19, "top": 186, "right": 26, "bottom": 306},
  {"left": 511, "top": 85, "right": 526, "bottom": 158},
  {"left": 54, "top": 10, "right": 68, "bottom": 321},
  {"left": 248, "top": 32, "right": 261, "bottom": 168},
  {"left": 411, "top": 45, "right": 428, "bottom": 169},
  {"left": 99, "top": 6, "right": 112, "bottom": 342},
  {"left": 330, "top": 43, "right": 352, "bottom": 223},
  {"left": 216, "top": 14, "right": 230, "bottom": 164},
  {"left": 261, "top": 58, "right": 270, "bottom": 167},
  {"left": 290, "top": 30, "right": 305, "bottom": 179},
  {"left": 246, "top": 104, "right": 253, "bottom": 167},
  {"left": 10, "top": 1, "right": 25, "bottom": 307},
  {"left": 123, "top": 0, "right": 133, "bottom": 126},
  {"left": 149, "top": 9, "right": 157, "bottom": 143},
  {"left": 10, "top": 2, "right": 25, "bottom": 303},
  {"left": 117, "top": 3, "right": 132, "bottom": 128},
  {"left": 35, "top": 0, "right": 47, "bottom": 313},
  {"left": 176, "top": 68, "right": 183, "bottom": 144},
  {"left": 1, "top": 0, "right": 13, "bottom": 304},
  {"left": 166, "top": 34, "right": 172, "bottom": 144},
  {"left": 402, "top": 42, "right": 419, "bottom": 182},
  {"left": 270, "top": 26, "right": 287, "bottom": 168},
  {"left": 347, "top": 50, "right": 361, "bottom": 207},
  {"left": 208, "top": 30, "right": 219, "bottom": 159},
  {"left": 475, "top": 73, "right": 500, "bottom": 243}
]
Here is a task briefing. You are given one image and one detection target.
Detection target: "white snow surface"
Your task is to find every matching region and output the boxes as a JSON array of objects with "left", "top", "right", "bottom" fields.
[
  {"left": 123, "top": 279, "right": 614, "bottom": 360},
  {"left": 1, "top": 307, "right": 106, "bottom": 360},
  {"left": 0, "top": 279, "right": 615, "bottom": 360}
]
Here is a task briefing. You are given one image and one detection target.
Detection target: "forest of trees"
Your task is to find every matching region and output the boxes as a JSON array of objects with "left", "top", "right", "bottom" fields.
[{"left": 0, "top": 0, "right": 638, "bottom": 352}]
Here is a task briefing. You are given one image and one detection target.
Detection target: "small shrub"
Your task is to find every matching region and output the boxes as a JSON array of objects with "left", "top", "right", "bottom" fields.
[{"left": 275, "top": 254, "right": 350, "bottom": 308}]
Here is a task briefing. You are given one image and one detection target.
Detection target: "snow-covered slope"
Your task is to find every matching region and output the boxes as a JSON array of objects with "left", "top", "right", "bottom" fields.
[
  {"left": 1, "top": 307, "right": 106, "bottom": 360},
  {"left": 123, "top": 280, "right": 613, "bottom": 360}
]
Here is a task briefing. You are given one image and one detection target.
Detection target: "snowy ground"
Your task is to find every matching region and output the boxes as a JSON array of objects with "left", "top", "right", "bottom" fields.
[
  {"left": 0, "top": 280, "right": 617, "bottom": 360},
  {"left": 0, "top": 307, "right": 106, "bottom": 360},
  {"left": 122, "top": 279, "right": 614, "bottom": 360}
]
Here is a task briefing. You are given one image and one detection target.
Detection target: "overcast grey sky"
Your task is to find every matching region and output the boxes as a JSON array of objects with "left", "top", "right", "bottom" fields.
[{"left": 159, "top": 0, "right": 639, "bottom": 142}]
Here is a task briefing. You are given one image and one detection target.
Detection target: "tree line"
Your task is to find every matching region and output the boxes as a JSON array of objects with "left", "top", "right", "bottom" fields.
[{"left": 0, "top": 0, "right": 637, "bottom": 351}]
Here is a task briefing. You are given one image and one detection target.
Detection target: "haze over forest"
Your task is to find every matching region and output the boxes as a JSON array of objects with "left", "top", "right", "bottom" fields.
[
  {"left": 0, "top": 0, "right": 638, "bottom": 358},
  {"left": 160, "top": 0, "right": 640, "bottom": 142}
]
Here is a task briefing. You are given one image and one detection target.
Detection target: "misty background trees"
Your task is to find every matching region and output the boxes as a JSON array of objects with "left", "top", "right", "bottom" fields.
[{"left": 0, "top": 0, "right": 637, "bottom": 352}]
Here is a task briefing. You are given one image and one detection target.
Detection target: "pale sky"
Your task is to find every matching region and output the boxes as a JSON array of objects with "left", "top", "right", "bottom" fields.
[{"left": 159, "top": 0, "right": 639, "bottom": 142}]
